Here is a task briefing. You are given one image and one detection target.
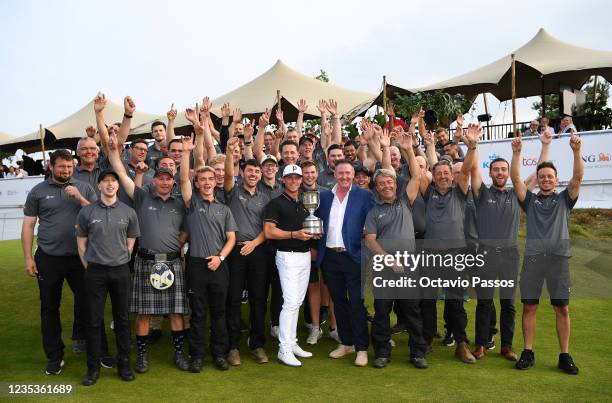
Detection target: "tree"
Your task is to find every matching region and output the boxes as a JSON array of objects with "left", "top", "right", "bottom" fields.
[
  {"left": 393, "top": 91, "right": 472, "bottom": 128},
  {"left": 531, "top": 94, "right": 560, "bottom": 120},
  {"left": 579, "top": 77, "right": 612, "bottom": 130},
  {"left": 315, "top": 69, "right": 329, "bottom": 83}
]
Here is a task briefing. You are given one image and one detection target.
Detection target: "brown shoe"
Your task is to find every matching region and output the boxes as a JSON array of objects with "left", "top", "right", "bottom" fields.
[
  {"left": 354, "top": 351, "right": 368, "bottom": 367},
  {"left": 472, "top": 345, "right": 486, "bottom": 360},
  {"left": 501, "top": 345, "right": 518, "bottom": 362},
  {"left": 426, "top": 343, "right": 433, "bottom": 356},
  {"left": 455, "top": 341, "right": 476, "bottom": 364},
  {"left": 227, "top": 349, "right": 241, "bottom": 366},
  {"left": 250, "top": 348, "right": 269, "bottom": 364},
  {"left": 329, "top": 344, "right": 356, "bottom": 359}
]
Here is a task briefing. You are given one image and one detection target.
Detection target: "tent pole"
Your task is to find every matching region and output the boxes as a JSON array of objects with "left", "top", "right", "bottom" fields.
[
  {"left": 276, "top": 90, "right": 281, "bottom": 113},
  {"left": 39, "top": 124, "right": 47, "bottom": 166},
  {"left": 541, "top": 76, "right": 546, "bottom": 118},
  {"left": 511, "top": 54, "right": 517, "bottom": 136},
  {"left": 592, "top": 75, "right": 599, "bottom": 104},
  {"left": 482, "top": 93, "right": 491, "bottom": 140},
  {"left": 382, "top": 75, "right": 388, "bottom": 126}
]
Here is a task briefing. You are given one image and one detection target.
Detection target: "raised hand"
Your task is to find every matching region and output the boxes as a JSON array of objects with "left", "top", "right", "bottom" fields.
[
  {"left": 221, "top": 103, "right": 231, "bottom": 119},
  {"left": 85, "top": 126, "right": 96, "bottom": 138},
  {"left": 167, "top": 103, "right": 177, "bottom": 121},
  {"left": 379, "top": 128, "right": 391, "bottom": 148},
  {"left": 297, "top": 99, "right": 308, "bottom": 113},
  {"left": 386, "top": 102, "right": 395, "bottom": 117},
  {"left": 227, "top": 137, "right": 240, "bottom": 155},
  {"left": 108, "top": 132, "right": 118, "bottom": 151},
  {"left": 372, "top": 123, "right": 383, "bottom": 140},
  {"left": 569, "top": 130, "right": 581, "bottom": 151},
  {"left": 410, "top": 112, "right": 420, "bottom": 126},
  {"left": 275, "top": 124, "right": 286, "bottom": 140},
  {"left": 124, "top": 96, "right": 136, "bottom": 115},
  {"left": 511, "top": 136, "right": 522, "bottom": 153},
  {"left": 244, "top": 123, "right": 254, "bottom": 140},
  {"left": 275, "top": 108, "right": 284, "bottom": 123},
  {"left": 64, "top": 185, "right": 83, "bottom": 201},
  {"left": 182, "top": 134, "right": 196, "bottom": 152},
  {"left": 316, "top": 100, "right": 327, "bottom": 115},
  {"left": 423, "top": 131, "right": 435, "bottom": 147},
  {"left": 259, "top": 108, "right": 271, "bottom": 129},
  {"left": 456, "top": 112, "right": 464, "bottom": 129},
  {"left": 135, "top": 162, "right": 149, "bottom": 174},
  {"left": 360, "top": 119, "right": 373, "bottom": 142},
  {"left": 232, "top": 108, "right": 242, "bottom": 124},
  {"left": 463, "top": 123, "right": 483, "bottom": 147},
  {"left": 418, "top": 109, "right": 425, "bottom": 119},
  {"left": 322, "top": 121, "right": 332, "bottom": 139},
  {"left": 94, "top": 92, "right": 106, "bottom": 112},
  {"left": 539, "top": 127, "right": 553, "bottom": 145},
  {"left": 326, "top": 99, "right": 339, "bottom": 117},
  {"left": 202, "top": 97, "right": 213, "bottom": 116},
  {"left": 185, "top": 107, "right": 198, "bottom": 125}
]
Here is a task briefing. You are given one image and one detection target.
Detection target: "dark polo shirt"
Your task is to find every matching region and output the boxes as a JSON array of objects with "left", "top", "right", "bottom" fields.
[
  {"left": 365, "top": 192, "right": 416, "bottom": 254},
  {"left": 75, "top": 199, "right": 140, "bottom": 266},
  {"left": 72, "top": 157, "right": 111, "bottom": 196},
  {"left": 423, "top": 185, "right": 467, "bottom": 249},
  {"left": 225, "top": 183, "right": 270, "bottom": 243},
  {"left": 474, "top": 185, "right": 520, "bottom": 247},
  {"left": 263, "top": 192, "right": 314, "bottom": 253},
  {"left": 186, "top": 192, "right": 238, "bottom": 258},
  {"left": 317, "top": 167, "right": 337, "bottom": 189},
  {"left": 24, "top": 177, "right": 97, "bottom": 256}
]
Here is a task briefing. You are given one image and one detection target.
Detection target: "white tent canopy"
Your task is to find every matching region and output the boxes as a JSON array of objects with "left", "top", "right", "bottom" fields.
[
  {"left": 146, "top": 59, "right": 375, "bottom": 132},
  {"left": 414, "top": 28, "right": 612, "bottom": 101},
  {"left": 0, "top": 97, "right": 158, "bottom": 149},
  {"left": 0, "top": 131, "right": 14, "bottom": 143}
]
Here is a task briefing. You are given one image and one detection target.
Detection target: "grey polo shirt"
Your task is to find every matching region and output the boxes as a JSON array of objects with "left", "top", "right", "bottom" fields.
[
  {"left": 75, "top": 200, "right": 140, "bottom": 266},
  {"left": 365, "top": 193, "right": 416, "bottom": 254},
  {"left": 72, "top": 157, "right": 111, "bottom": 196},
  {"left": 520, "top": 189, "right": 576, "bottom": 257},
  {"left": 464, "top": 190, "right": 478, "bottom": 242},
  {"left": 186, "top": 193, "right": 238, "bottom": 258},
  {"left": 258, "top": 181, "right": 283, "bottom": 199},
  {"left": 133, "top": 186, "right": 185, "bottom": 253},
  {"left": 24, "top": 177, "right": 97, "bottom": 256},
  {"left": 225, "top": 184, "right": 270, "bottom": 242},
  {"left": 474, "top": 185, "right": 520, "bottom": 247},
  {"left": 423, "top": 185, "right": 467, "bottom": 249},
  {"left": 396, "top": 176, "right": 425, "bottom": 235},
  {"left": 144, "top": 181, "right": 183, "bottom": 200},
  {"left": 147, "top": 144, "right": 164, "bottom": 169},
  {"left": 317, "top": 167, "right": 337, "bottom": 189}
]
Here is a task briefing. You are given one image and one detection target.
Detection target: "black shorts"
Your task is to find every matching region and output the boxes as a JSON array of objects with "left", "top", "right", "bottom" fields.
[
  {"left": 519, "top": 253, "right": 570, "bottom": 307},
  {"left": 309, "top": 261, "right": 319, "bottom": 284}
]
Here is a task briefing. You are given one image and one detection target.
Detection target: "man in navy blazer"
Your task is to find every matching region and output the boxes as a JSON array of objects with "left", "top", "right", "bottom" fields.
[{"left": 315, "top": 159, "right": 374, "bottom": 367}]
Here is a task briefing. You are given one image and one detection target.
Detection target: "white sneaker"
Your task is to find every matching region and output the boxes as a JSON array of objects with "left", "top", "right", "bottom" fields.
[
  {"left": 305, "top": 322, "right": 313, "bottom": 330},
  {"left": 278, "top": 349, "right": 302, "bottom": 367},
  {"left": 329, "top": 328, "right": 341, "bottom": 343},
  {"left": 292, "top": 344, "right": 313, "bottom": 358},
  {"left": 270, "top": 325, "right": 279, "bottom": 339},
  {"left": 306, "top": 327, "right": 323, "bottom": 345}
]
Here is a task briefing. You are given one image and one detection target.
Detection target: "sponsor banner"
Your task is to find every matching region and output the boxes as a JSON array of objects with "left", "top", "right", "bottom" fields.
[{"left": 0, "top": 176, "right": 44, "bottom": 208}]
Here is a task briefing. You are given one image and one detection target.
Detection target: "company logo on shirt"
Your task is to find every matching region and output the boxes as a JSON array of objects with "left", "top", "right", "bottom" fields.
[
  {"left": 90, "top": 219, "right": 102, "bottom": 224},
  {"left": 148, "top": 206, "right": 158, "bottom": 211},
  {"left": 378, "top": 213, "right": 387, "bottom": 219},
  {"left": 45, "top": 195, "right": 55, "bottom": 200}
]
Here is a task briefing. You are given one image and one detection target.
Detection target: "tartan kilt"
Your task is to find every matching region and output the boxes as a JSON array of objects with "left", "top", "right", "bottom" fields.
[{"left": 129, "top": 255, "right": 188, "bottom": 315}]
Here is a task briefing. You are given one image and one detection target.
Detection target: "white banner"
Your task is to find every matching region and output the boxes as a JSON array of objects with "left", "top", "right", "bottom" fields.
[
  {"left": 462, "top": 130, "right": 612, "bottom": 185},
  {"left": 0, "top": 176, "right": 44, "bottom": 208}
]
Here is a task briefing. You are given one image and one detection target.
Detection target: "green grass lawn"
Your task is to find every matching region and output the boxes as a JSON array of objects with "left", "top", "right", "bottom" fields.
[{"left": 1, "top": 236, "right": 611, "bottom": 402}]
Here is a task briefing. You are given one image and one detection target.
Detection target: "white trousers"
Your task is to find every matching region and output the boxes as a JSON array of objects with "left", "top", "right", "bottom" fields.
[{"left": 276, "top": 251, "right": 311, "bottom": 350}]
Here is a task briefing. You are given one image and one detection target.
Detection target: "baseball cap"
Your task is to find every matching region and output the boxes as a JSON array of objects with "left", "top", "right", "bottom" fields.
[
  {"left": 299, "top": 136, "right": 314, "bottom": 146},
  {"left": 282, "top": 164, "right": 302, "bottom": 177},
  {"left": 383, "top": 118, "right": 408, "bottom": 130},
  {"left": 154, "top": 167, "right": 174, "bottom": 178},
  {"left": 260, "top": 154, "right": 278, "bottom": 165},
  {"left": 353, "top": 162, "right": 370, "bottom": 175},
  {"left": 97, "top": 169, "right": 119, "bottom": 183}
]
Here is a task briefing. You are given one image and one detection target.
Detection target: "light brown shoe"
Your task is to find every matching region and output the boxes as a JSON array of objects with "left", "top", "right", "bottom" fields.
[
  {"left": 329, "top": 344, "right": 356, "bottom": 359},
  {"left": 472, "top": 345, "right": 486, "bottom": 360},
  {"left": 354, "top": 351, "right": 368, "bottom": 367},
  {"left": 250, "top": 348, "right": 269, "bottom": 364},
  {"left": 501, "top": 345, "right": 518, "bottom": 362},
  {"left": 227, "top": 348, "right": 241, "bottom": 366},
  {"left": 455, "top": 341, "right": 476, "bottom": 364}
]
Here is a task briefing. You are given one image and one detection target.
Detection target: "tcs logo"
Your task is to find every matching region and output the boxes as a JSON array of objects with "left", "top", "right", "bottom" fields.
[{"left": 522, "top": 157, "right": 538, "bottom": 166}]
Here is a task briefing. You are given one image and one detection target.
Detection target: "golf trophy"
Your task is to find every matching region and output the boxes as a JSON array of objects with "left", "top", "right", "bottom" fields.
[{"left": 302, "top": 190, "right": 324, "bottom": 235}]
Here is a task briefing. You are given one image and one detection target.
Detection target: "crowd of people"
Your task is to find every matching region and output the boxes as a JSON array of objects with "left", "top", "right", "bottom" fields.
[{"left": 20, "top": 93, "right": 584, "bottom": 387}]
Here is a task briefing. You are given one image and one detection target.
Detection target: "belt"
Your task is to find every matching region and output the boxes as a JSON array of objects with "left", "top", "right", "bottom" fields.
[
  {"left": 326, "top": 247, "right": 347, "bottom": 253},
  {"left": 277, "top": 248, "right": 309, "bottom": 253},
  {"left": 138, "top": 249, "right": 180, "bottom": 262}
]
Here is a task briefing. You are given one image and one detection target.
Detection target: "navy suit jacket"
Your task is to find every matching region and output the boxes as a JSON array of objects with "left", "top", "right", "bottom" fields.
[{"left": 315, "top": 185, "right": 374, "bottom": 267}]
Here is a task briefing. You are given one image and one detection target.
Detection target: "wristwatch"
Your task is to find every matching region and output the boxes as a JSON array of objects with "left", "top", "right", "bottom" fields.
[{"left": 219, "top": 255, "right": 225, "bottom": 262}]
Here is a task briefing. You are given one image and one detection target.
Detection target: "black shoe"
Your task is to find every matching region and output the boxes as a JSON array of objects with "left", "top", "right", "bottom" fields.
[
  {"left": 391, "top": 323, "right": 407, "bottom": 335},
  {"left": 100, "top": 355, "right": 116, "bottom": 369},
  {"left": 148, "top": 329, "right": 162, "bottom": 345},
  {"left": 410, "top": 356, "right": 429, "bottom": 369},
  {"left": 72, "top": 339, "right": 87, "bottom": 353},
  {"left": 214, "top": 357, "right": 230, "bottom": 371},
  {"left": 45, "top": 359, "right": 65, "bottom": 375},
  {"left": 174, "top": 351, "right": 190, "bottom": 371},
  {"left": 82, "top": 367, "right": 100, "bottom": 386},
  {"left": 372, "top": 357, "right": 390, "bottom": 369},
  {"left": 442, "top": 331, "right": 455, "bottom": 347},
  {"left": 189, "top": 358, "right": 203, "bottom": 373},
  {"left": 134, "top": 353, "right": 149, "bottom": 373},
  {"left": 558, "top": 353, "right": 579, "bottom": 375},
  {"left": 515, "top": 350, "right": 535, "bottom": 370},
  {"left": 117, "top": 357, "right": 135, "bottom": 381},
  {"left": 485, "top": 335, "right": 496, "bottom": 350}
]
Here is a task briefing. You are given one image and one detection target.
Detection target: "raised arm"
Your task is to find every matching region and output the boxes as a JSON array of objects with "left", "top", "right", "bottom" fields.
[
  {"left": 379, "top": 128, "right": 392, "bottom": 170},
  {"left": 117, "top": 96, "right": 136, "bottom": 147},
  {"left": 567, "top": 130, "right": 584, "bottom": 201},
  {"left": 166, "top": 103, "right": 177, "bottom": 142},
  {"left": 327, "top": 99, "right": 342, "bottom": 146},
  {"left": 367, "top": 123, "right": 384, "bottom": 165},
  {"left": 457, "top": 124, "right": 481, "bottom": 195},
  {"left": 525, "top": 128, "right": 552, "bottom": 191},
  {"left": 243, "top": 123, "right": 254, "bottom": 160},
  {"left": 94, "top": 93, "right": 110, "bottom": 150},
  {"left": 317, "top": 100, "right": 329, "bottom": 151},
  {"left": 400, "top": 132, "right": 422, "bottom": 205},
  {"left": 423, "top": 130, "right": 438, "bottom": 168},
  {"left": 220, "top": 102, "right": 231, "bottom": 151},
  {"left": 200, "top": 98, "right": 217, "bottom": 162},
  {"left": 229, "top": 107, "right": 242, "bottom": 138},
  {"left": 296, "top": 99, "right": 307, "bottom": 135},
  {"left": 465, "top": 124, "right": 483, "bottom": 197},
  {"left": 510, "top": 136, "right": 527, "bottom": 202},
  {"left": 180, "top": 134, "right": 196, "bottom": 207},
  {"left": 253, "top": 109, "right": 270, "bottom": 163},
  {"left": 224, "top": 137, "right": 240, "bottom": 192},
  {"left": 106, "top": 132, "right": 136, "bottom": 198}
]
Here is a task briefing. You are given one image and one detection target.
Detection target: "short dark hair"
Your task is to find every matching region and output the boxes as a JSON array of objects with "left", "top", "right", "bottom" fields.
[
  {"left": 168, "top": 138, "right": 183, "bottom": 150},
  {"left": 130, "top": 138, "right": 148, "bottom": 148},
  {"left": 151, "top": 121, "right": 166, "bottom": 131},
  {"left": 243, "top": 159, "right": 260, "bottom": 170},
  {"left": 300, "top": 160, "right": 319, "bottom": 172},
  {"left": 156, "top": 155, "right": 174, "bottom": 165},
  {"left": 489, "top": 158, "right": 509, "bottom": 169},
  {"left": 50, "top": 149, "right": 73, "bottom": 165},
  {"left": 537, "top": 161, "right": 557, "bottom": 176},
  {"left": 280, "top": 140, "right": 298, "bottom": 153},
  {"left": 432, "top": 160, "right": 452, "bottom": 173},
  {"left": 344, "top": 140, "right": 358, "bottom": 149},
  {"left": 327, "top": 143, "right": 343, "bottom": 156},
  {"left": 333, "top": 159, "right": 353, "bottom": 171}
]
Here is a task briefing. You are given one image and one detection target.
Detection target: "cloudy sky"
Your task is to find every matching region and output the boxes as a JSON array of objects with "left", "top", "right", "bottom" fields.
[{"left": 1, "top": 0, "right": 611, "bottom": 136}]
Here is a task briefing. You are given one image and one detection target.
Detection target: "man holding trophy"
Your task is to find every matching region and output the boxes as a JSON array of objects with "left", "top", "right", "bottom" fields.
[{"left": 263, "top": 164, "right": 322, "bottom": 367}]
